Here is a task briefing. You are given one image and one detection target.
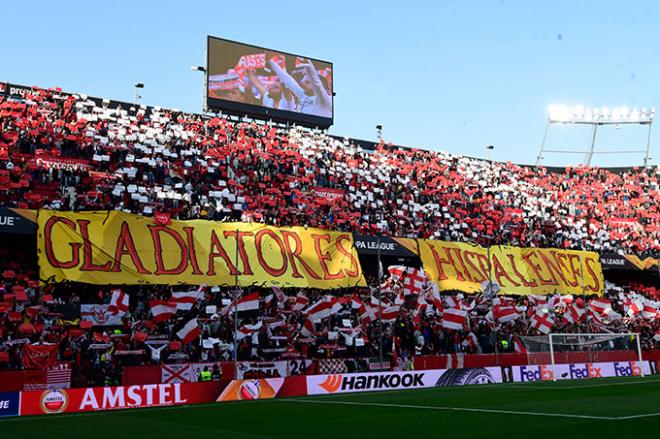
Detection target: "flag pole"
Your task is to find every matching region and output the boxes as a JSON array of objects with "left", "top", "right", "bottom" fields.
[
  {"left": 377, "top": 236, "right": 383, "bottom": 368},
  {"left": 579, "top": 254, "right": 588, "bottom": 344},
  {"left": 233, "top": 228, "right": 240, "bottom": 380},
  {"left": 488, "top": 243, "right": 499, "bottom": 363}
]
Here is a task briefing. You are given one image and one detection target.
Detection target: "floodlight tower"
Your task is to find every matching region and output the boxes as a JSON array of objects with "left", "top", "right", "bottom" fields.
[
  {"left": 536, "top": 105, "right": 655, "bottom": 167},
  {"left": 191, "top": 65, "right": 207, "bottom": 113}
]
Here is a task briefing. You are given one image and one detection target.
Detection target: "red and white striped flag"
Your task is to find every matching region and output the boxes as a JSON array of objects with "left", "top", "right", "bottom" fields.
[
  {"left": 444, "top": 295, "right": 462, "bottom": 310},
  {"left": 108, "top": 289, "right": 129, "bottom": 315},
  {"left": 493, "top": 305, "right": 521, "bottom": 323},
  {"left": 171, "top": 289, "right": 204, "bottom": 311},
  {"left": 226, "top": 292, "right": 260, "bottom": 315},
  {"left": 528, "top": 294, "right": 547, "bottom": 306},
  {"left": 589, "top": 298, "right": 610, "bottom": 316},
  {"left": 564, "top": 302, "right": 585, "bottom": 324},
  {"left": 305, "top": 296, "right": 340, "bottom": 322},
  {"left": 642, "top": 301, "right": 658, "bottom": 320},
  {"left": 380, "top": 304, "right": 401, "bottom": 323},
  {"left": 352, "top": 295, "right": 376, "bottom": 324},
  {"left": 427, "top": 284, "right": 444, "bottom": 313},
  {"left": 292, "top": 293, "right": 310, "bottom": 311},
  {"left": 442, "top": 308, "right": 467, "bottom": 330},
  {"left": 177, "top": 318, "right": 201, "bottom": 344},
  {"left": 236, "top": 321, "right": 262, "bottom": 340},
  {"left": 149, "top": 300, "right": 177, "bottom": 322},
  {"left": 300, "top": 319, "right": 315, "bottom": 338},
  {"left": 530, "top": 311, "right": 554, "bottom": 334}
]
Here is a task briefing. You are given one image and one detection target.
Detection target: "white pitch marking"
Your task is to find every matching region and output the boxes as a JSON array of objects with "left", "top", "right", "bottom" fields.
[
  {"left": 286, "top": 398, "right": 616, "bottom": 420},
  {"left": 615, "top": 412, "right": 660, "bottom": 420},
  {"left": 505, "top": 377, "right": 660, "bottom": 390}
]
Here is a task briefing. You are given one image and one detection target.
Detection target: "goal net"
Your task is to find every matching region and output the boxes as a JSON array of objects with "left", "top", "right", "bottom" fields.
[{"left": 517, "top": 333, "right": 644, "bottom": 379}]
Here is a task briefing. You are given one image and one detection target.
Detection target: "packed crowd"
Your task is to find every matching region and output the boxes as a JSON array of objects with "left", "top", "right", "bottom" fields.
[
  {"left": 1, "top": 86, "right": 660, "bottom": 253},
  {"left": 1, "top": 85, "right": 660, "bottom": 386},
  {"left": 1, "top": 245, "right": 659, "bottom": 386}
]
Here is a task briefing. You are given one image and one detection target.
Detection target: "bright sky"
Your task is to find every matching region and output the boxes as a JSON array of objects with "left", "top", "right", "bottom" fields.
[{"left": 3, "top": 0, "right": 659, "bottom": 166}]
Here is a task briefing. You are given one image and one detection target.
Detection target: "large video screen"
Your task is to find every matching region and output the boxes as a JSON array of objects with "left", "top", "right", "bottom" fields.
[{"left": 207, "top": 36, "right": 333, "bottom": 127}]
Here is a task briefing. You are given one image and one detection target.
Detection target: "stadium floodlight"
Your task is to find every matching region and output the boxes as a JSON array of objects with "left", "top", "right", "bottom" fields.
[
  {"left": 547, "top": 104, "right": 654, "bottom": 124},
  {"left": 486, "top": 144, "right": 494, "bottom": 161},
  {"left": 191, "top": 66, "right": 208, "bottom": 113},
  {"left": 538, "top": 103, "right": 655, "bottom": 167},
  {"left": 133, "top": 83, "right": 144, "bottom": 105},
  {"left": 375, "top": 125, "right": 383, "bottom": 142}
]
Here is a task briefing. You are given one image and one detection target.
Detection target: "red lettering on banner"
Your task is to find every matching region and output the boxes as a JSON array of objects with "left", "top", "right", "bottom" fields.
[
  {"left": 207, "top": 230, "right": 236, "bottom": 276},
  {"left": 567, "top": 254, "right": 583, "bottom": 287},
  {"left": 506, "top": 254, "right": 538, "bottom": 287},
  {"left": 475, "top": 253, "right": 491, "bottom": 280},
  {"left": 538, "top": 251, "right": 570, "bottom": 286},
  {"left": 281, "top": 230, "right": 321, "bottom": 279},
  {"left": 78, "top": 220, "right": 112, "bottom": 272},
  {"left": 492, "top": 254, "right": 521, "bottom": 287},
  {"left": 584, "top": 256, "right": 602, "bottom": 293},
  {"left": 112, "top": 221, "right": 149, "bottom": 274},
  {"left": 554, "top": 252, "right": 579, "bottom": 287},
  {"left": 312, "top": 233, "right": 343, "bottom": 280},
  {"left": 149, "top": 226, "right": 189, "bottom": 275},
  {"left": 223, "top": 230, "right": 254, "bottom": 275},
  {"left": 183, "top": 227, "right": 203, "bottom": 276},
  {"left": 43, "top": 216, "right": 80, "bottom": 269},
  {"left": 255, "top": 229, "right": 288, "bottom": 277},
  {"left": 336, "top": 234, "right": 360, "bottom": 278},
  {"left": 428, "top": 244, "right": 463, "bottom": 282},
  {"left": 463, "top": 251, "right": 488, "bottom": 283},
  {"left": 521, "top": 252, "right": 555, "bottom": 286},
  {"left": 451, "top": 248, "right": 473, "bottom": 282}
]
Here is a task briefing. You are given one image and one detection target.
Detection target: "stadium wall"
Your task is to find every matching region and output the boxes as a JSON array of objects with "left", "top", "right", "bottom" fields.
[{"left": 3, "top": 360, "right": 655, "bottom": 417}]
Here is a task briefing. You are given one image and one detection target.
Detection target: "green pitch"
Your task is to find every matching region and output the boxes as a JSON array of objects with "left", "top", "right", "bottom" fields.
[{"left": 3, "top": 376, "right": 660, "bottom": 438}]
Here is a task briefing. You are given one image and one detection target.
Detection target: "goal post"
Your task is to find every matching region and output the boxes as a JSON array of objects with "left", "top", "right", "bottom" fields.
[
  {"left": 549, "top": 333, "right": 644, "bottom": 381},
  {"left": 517, "top": 333, "right": 644, "bottom": 381}
]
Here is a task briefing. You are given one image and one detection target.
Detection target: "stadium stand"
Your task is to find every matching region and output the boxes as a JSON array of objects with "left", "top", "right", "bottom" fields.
[{"left": 0, "top": 85, "right": 659, "bottom": 388}]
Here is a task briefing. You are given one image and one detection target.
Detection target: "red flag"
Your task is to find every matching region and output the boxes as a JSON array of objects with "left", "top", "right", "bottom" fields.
[
  {"left": 442, "top": 308, "right": 467, "bottom": 330},
  {"left": 176, "top": 318, "right": 201, "bottom": 344},
  {"left": 304, "top": 296, "right": 340, "bottom": 322},
  {"left": 22, "top": 344, "right": 59, "bottom": 369},
  {"left": 171, "top": 289, "right": 204, "bottom": 311},
  {"left": 149, "top": 300, "right": 177, "bottom": 322},
  {"left": 225, "top": 292, "right": 260, "bottom": 315}
]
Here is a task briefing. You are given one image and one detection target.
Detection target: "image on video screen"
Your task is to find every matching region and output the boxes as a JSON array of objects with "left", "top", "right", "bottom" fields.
[{"left": 207, "top": 38, "right": 333, "bottom": 119}]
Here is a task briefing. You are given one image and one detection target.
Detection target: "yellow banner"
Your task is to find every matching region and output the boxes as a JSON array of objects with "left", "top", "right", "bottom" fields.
[
  {"left": 37, "top": 211, "right": 365, "bottom": 289},
  {"left": 418, "top": 240, "right": 603, "bottom": 296}
]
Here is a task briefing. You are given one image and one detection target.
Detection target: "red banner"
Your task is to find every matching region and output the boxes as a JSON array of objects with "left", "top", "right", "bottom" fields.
[
  {"left": 22, "top": 344, "right": 59, "bottom": 370},
  {"left": 20, "top": 382, "right": 224, "bottom": 416},
  {"left": 311, "top": 186, "right": 345, "bottom": 202}
]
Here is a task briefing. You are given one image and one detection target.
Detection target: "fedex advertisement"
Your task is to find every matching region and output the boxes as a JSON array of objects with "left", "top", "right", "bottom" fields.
[{"left": 513, "top": 361, "right": 651, "bottom": 382}]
